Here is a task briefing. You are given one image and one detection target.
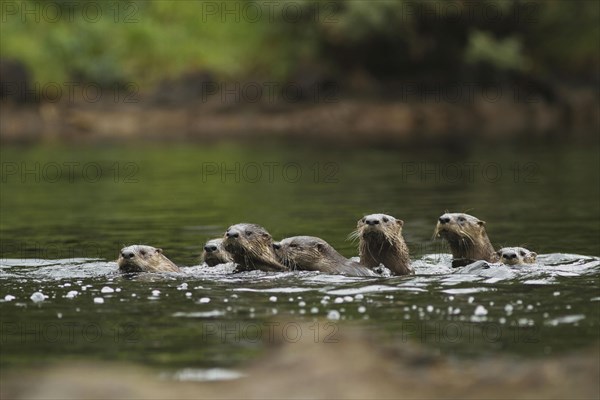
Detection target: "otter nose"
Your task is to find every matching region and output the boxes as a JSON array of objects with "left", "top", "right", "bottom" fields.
[
  {"left": 272, "top": 242, "right": 281, "bottom": 250},
  {"left": 503, "top": 252, "right": 517, "bottom": 259},
  {"left": 439, "top": 216, "right": 451, "bottom": 224},
  {"left": 204, "top": 245, "right": 218, "bottom": 252},
  {"left": 121, "top": 251, "right": 135, "bottom": 259},
  {"left": 365, "top": 218, "right": 380, "bottom": 226},
  {"left": 226, "top": 230, "right": 239, "bottom": 238}
]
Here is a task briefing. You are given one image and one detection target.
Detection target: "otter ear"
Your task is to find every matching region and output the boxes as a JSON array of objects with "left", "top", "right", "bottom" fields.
[
  {"left": 262, "top": 233, "right": 271, "bottom": 239},
  {"left": 396, "top": 219, "right": 404, "bottom": 227},
  {"left": 316, "top": 243, "right": 324, "bottom": 252},
  {"left": 530, "top": 252, "right": 537, "bottom": 258},
  {"left": 477, "top": 220, "right": 486, "bottom": 226},
  {"left": 156, "top": 248, "right": 163, "bottom": 253}
]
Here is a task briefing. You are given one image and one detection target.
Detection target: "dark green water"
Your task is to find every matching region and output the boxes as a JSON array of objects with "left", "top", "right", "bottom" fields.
[{"left": 1, "top": 142, "right": 599, "bottom": 375}]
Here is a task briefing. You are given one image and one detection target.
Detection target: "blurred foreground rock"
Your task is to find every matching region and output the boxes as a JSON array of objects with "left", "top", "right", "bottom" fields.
[{"left": 2, "top": 324, "right": 598, "bottom": 400}]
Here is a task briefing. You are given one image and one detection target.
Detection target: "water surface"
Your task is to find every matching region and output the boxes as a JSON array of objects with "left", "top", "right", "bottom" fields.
[{"left": 1, "top": 141, "right": 599, "bottom": 375}]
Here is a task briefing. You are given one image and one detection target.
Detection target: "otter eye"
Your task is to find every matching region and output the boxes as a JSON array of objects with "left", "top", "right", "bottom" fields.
[
  {"left": 289, "top": 244, "right": 297, "bottom": 248},
  {"left": 361, "top": 218, "right": 366, "bottom": 223},
  {"left": 458, "top": 217, "right": 466, "bottom": 222},
  {"left": 140, "top": 250, "right": 147, "bottom": 256},
  {"left": 520, "top": 251, "right": 526, "bottom": 256},
  {"left": 382, "top": 217, "right": 389, "bottom": 223},
  {"left": 245, "top": 231, "right": 253, "bottom": 236}
]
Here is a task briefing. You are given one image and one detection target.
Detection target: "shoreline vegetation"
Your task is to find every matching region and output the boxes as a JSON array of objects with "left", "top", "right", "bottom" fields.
[{"left": 1, "top": 1, "right": 598, "bottom": 144}]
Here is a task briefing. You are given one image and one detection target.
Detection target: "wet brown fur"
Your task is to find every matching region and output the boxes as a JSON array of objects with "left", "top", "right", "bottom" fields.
[
  {"left": 350, "top": 213, "right": 412, "bottom": 276},
  {"left": 117, "top": 245, "right": 180, "bottom": 273},
  {"left": 201, "top": 238, "right": 233, "bottom": 266},
  {"left": 433, "top": 212, "right": 494, "bottom": 266},
  {"left": 274, "top": 236, "right": 379, "bottom": 277},
  {"left": 223, "top": 223, "right": 287, "bottom": 272}
]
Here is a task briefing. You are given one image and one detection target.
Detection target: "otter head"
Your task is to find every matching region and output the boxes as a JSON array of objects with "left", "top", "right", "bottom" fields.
[
  {"left": 434, "top": 213, "right": 486, "bottom": 241},
  {"left": 201, "top": 238, "right": 233, "bottom": 267},
  {"left": 491, "top": 247, "right": 537, "bottom": 265},
  {"left": 223, "top": 223, "right": 287, "bottom": 272},
  {"left": 434, "top": 212, "right": 494, "bottom": 262},
  {"left": 352, "top": 213, "right": 412, "bottom": 275},
  {"left": 273, "top": 236, "right": 338, "bottom": 271},
  {"left": 355, "top": 213, "right": 404, "bottom": 244},
  {"left": 117, "top": 245, "right": 179, "bottom": 273}
]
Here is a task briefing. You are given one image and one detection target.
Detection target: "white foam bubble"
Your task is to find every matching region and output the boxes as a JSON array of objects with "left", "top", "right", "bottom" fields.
[{"left": 30, "top": 292, "right": 45, "bottom": 303}]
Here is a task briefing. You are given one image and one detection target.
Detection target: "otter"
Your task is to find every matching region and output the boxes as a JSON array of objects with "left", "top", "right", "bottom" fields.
[
  {"left": 491, "top": 247, "right": 537, "bottom": 265},
  {"left": 117, "top": 245, "right": 180, "bottom": 273},
  {"left": 351, "top": 213, "right": 413, "bottom": 276},
  {"left": 273, "top": 236, "right": 379, "bottom": 277},
  {"left": 201, "top": 238, "right": 233, "bottom": 266},
  {"left": 433, "top": 212, "right": 495, "bottom": 268},
  {"left": 223, "top": 223, "right": 287, "bottom": 272}
]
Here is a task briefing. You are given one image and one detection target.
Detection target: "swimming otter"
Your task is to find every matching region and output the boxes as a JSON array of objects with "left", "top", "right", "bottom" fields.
[
  {"left": 201, "top": 238, "right": 233, "bottom": 266},
  {"left": 273, "top": 236, "right": 379, "bottom": 277},
  {"left": 117, "top": 245, "right": 180, "bottom": 273},
  {"left": 223, "top": 223, "right": 287, "bottom": 272},
  {"left": 434, "top": 212, "right": 494, "bottom": 268},
  {"left": 491, "top": 247, "right": 537, "bottom": 265},
  {"left": 351, "top": 213, "right": 412, "bottom": 276}
]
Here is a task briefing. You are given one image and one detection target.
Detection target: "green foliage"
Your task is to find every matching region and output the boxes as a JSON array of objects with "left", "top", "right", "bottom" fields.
[
  {"left": 522, "top": 1, "right": 600, "bottom": 76},
  {"left": 0, "top": 0, "right": 292, "bottom": 86},
  {"left": 465, "top": 31, "right": 526, "bottom": 71},
  {"left": 0, "top": 0, "right": 597, "bottom": 87}
]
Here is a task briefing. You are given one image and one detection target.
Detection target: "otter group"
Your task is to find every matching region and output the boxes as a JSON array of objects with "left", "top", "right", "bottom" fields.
[
  {"left": 117, "top": 212, "right": 537, "bottom": 275},
  {"left": 432, "top": 212, "right": 537, "bottom": 267}
]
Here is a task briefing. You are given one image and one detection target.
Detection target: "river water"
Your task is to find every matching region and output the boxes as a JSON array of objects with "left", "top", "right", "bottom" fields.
[{"left": 1, "top": 141, "right": 599, "bottom": 378}]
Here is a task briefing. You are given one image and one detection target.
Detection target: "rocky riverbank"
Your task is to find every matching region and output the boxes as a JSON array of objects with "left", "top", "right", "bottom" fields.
[{"left": 1, "top": 84, "right": 597, "bottom": 145}]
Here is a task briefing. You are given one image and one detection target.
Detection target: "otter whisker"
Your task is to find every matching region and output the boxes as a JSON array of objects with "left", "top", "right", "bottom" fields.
[
  {"left": 432, "top": 225, "right": 442, "bottom": 240},
  {"left": 365, "top": 242, "right": 377, "bottom": 262},
  {"left": 347, "top": 229, "right": 361, "bottom": 242},
  {"left": 459, "top": 237, "right": 468, "bottom": 256},
  {"left": 385, "top": 231, "right": 395, "bottom": 247},
  {"left": 284, "top": 254, "right": 295, "bottom": 270},
  {"left": 377, "top": 241, "right": 385, "bottom": 258},
  {"left": 283, "top": 252, "right": 297, "bottom": 271},
  {"left": 458, "top": 228, "right": 475, "bottom": 246}
]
